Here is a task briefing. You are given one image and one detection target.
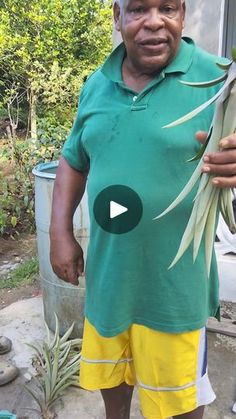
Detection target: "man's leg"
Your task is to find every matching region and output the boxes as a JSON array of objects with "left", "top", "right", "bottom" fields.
[
  {"left": 101, "top": 382, "right": 134, "bottom": 419},
  {"left": 174, "top": 405, "right": 204, "bottom": 419}
]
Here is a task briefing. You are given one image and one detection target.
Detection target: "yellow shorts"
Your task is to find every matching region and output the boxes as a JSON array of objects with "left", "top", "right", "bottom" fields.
[{"left": 80, "top": 319, "right": 215, "bottom": 419}]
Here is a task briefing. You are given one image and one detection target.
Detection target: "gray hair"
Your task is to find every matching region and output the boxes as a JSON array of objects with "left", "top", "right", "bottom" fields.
[{"left": 117, "top": 0, "right": 184, "bottom": 8}]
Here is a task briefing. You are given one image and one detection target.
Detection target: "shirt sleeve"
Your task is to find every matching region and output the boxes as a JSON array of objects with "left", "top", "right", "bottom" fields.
[{"left": 62, "top": 87, "right": 89, "bottom": 172}]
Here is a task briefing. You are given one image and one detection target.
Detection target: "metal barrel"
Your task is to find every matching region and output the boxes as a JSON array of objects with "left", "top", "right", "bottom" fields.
[{"left": 32, "top": 161, "right": 90, "bottom": 337}]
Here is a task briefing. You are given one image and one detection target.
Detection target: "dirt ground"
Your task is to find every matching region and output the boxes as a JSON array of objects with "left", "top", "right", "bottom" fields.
[
  {"left": 0, "top": 234, "right": 36, "bottom": 266},
  {"left": 0, "top": 234, "right": 41, "bottom": 309}
]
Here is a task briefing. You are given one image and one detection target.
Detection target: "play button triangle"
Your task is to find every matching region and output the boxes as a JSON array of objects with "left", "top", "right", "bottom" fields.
[
  {"left": 93, "top": 185, "right": 143, "bottom": 234},
  {"left": 110, "top": 201, "right": 128, "bottom": 219}
]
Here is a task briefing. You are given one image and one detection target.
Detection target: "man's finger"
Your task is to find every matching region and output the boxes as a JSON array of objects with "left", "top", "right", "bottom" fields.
[
  {"left": 52, "top": 265, "right": 67, "bottom": 282},
  {"left": 203, "top": 150, "right": 236, "bottom": 165},
  {"left": 202, "top": 162, "right": 236, "bottom": 176},
  {"left": 219, "top": 135, "right": 236, "bottom": 150},
  {"left": 77, "top": 256, "right": 85, "bottom": 277},
  {"left": 212, "top": 175, "right": 236, "bottom": 188},
  {"left": 64, "top": 263, "right": 79, "bottom": 286},
  {"left": 195, "top": 130, "right": 207, "bottom": 144}
]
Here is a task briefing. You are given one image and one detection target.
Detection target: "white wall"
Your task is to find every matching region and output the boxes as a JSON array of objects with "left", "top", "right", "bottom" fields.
[{"left": 183, "top": 0, "right": 223, "bottom": 55}]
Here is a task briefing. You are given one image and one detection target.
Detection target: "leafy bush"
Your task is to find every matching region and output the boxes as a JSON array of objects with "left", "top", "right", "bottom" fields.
[
  {"left": 0, "top": 0, "right": 113, "bottom": 237},
  {"left": 0, "top": 167, "right": 35, "bottom": 236},
  {"left": 0, "top": 127, "right": 70, "bottom": 236},
  {"left": 37, "top": 117, "right": 72, "bottom": 160}
]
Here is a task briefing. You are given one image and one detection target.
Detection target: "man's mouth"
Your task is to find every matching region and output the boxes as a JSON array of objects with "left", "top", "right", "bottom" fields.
[{"left": 139, "top": 38, "right": 168, "bottom": 46}]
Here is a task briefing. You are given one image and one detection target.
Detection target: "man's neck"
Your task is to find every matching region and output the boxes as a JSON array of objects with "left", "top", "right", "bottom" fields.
[{"left": 122, "top": 57, "right": 158, "bottom": 92}]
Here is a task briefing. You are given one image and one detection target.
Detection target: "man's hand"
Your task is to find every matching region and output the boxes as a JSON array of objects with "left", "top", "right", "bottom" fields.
[
  {"left": 50, "top": 235, "right": 84, "bottom": 286},
  {"left": 49, "top": 157, "right": 87, "bottom": 286},
  {"left": 196, "top": 131, "right": 236, "bottom": 188}
]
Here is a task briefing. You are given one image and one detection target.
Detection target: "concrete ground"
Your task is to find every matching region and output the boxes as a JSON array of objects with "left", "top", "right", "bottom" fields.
[
  {"left": 0, "top": 245, "right": 236, "bottom": 419},
  {"left": 0, "top": 296, "right": 236, "bottom": 419}
]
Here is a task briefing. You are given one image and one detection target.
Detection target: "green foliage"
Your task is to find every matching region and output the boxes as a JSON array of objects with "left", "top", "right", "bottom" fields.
[
  {"left": 0, "top": 132, "right": 69, "bottom": 236},
  {"left": 0, "top": 165, "right": 35, "bottom": 236},
  {"left": 0, "top": 138, "right": 39, "bottom": 235},
  {"left": 0, "top": 106, "right": 7, "bottom": 118},
  {"left": 37, "top": 118, "right": 71, "bottom": 160},
  {"left": 0, "top": 257, "right": 39, "bottom": 289},
  {"left": 24, "top": 314, "right": 82, "bottom": 419},
  {"left": 0, "top": 0, "right": 112, "bottom": 129},
  {"left": 0, "top": 0, "right": 112, "bottom": 236}
]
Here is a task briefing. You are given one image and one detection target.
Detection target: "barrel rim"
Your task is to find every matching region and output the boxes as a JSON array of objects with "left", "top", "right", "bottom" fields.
[{"left": 32, "top": 161, "right": 59, "bottom": 179}]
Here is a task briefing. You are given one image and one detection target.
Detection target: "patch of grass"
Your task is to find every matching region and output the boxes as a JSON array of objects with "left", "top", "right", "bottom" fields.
[{"left": 0, "top": 257, "right": 39, "bottom": 289}]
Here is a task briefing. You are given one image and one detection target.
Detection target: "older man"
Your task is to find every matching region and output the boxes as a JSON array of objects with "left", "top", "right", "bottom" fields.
[{"left": 50, "top": 1, "right": 236, "bottom": 418}]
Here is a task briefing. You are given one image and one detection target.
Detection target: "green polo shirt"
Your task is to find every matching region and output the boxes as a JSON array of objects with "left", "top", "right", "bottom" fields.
[{"left": 63, "top": 38, "right": 224, "bottom": 337}]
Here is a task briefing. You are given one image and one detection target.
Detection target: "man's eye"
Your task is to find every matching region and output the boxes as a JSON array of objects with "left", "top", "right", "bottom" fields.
[
  {"left": 130, "top": 6, "right": 145, "bottom": 14},
  {"left": 161, "top": 5, "right": 178, "bottom": 18}
]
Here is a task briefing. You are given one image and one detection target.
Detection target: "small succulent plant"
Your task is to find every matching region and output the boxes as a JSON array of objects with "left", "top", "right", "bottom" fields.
[{"left": 24, "top": 314, "right": 82, "bottom": 419}]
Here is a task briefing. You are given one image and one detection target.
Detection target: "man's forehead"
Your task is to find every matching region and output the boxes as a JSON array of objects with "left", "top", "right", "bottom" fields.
[{"left": 121, "top": 0, "right": 183, "bottom": 5}]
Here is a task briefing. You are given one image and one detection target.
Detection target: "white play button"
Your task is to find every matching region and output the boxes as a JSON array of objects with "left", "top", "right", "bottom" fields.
[
  {"left": 94, "top": 185, "right": 143, "bottom": 234},
  {"left": 110, "top": 201, "right": 128, "bottom": 219}
]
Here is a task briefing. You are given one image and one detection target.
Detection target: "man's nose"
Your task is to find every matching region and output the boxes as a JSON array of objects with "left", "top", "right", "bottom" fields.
[{"left": 143, "top": 9, "right": 165, "bottom": 30}]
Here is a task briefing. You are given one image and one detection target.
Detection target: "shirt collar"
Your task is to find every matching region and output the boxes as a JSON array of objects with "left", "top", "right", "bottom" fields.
[{"left": 101, "top": 37, "right": 195, "bottom": 83}]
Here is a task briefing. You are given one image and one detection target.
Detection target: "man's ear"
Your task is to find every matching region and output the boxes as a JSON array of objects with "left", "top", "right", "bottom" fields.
[
  {"left": 181, "top": 1, "right": 186, "bottom": 29},
  {"left": 113, "top": 1, "right": 121, "bottom": 32}
]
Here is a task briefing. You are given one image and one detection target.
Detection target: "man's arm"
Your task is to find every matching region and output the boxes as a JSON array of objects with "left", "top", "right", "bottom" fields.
[{"left": 49, "top": 157, "right": 88, "bottom": 285}]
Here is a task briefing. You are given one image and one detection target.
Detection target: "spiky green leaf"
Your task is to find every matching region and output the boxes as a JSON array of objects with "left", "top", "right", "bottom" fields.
[
  {"left": 58, "top": 344, "right": 71, "bottom": 369},
  {"left": 193, "top": 174, "right": 210, "bottom": 202},
  {"left": 163, "top": 69, "right": 236, "bottom": 129},
  {"left": 59, "top": 322, "right": 75, "bottom": 344},
  {"left": 154, "top": 160, "right": 202, "bottom": 219},
  {"left": 193, "top": 187, "right": 216, "bottom": 261},
  {"left": 187, "top": 127, "right": 213, "bottom": 162},
  {"left": 23, "top": 384, "right": 44, "bottom": 409},
  {"left": 216, "top": 60, "right": 233, "bottom": 70},
  {"left": 44, "top": 321, "right": 52, "bottom": 346},
  {"left": 51, "top": 347, "right": 60, "bottom": 394},
  {"left": 205, "top": 189, "right": 220, "bottom": 276},
  {"left": 180, "top": 73, "right": 227, "bottom": 88},
  {"left": 168, "top": 203, "right": 198, "bottom": 269}
]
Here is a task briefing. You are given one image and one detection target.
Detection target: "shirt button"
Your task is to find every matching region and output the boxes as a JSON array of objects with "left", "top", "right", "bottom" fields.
[{"left": 133, "top": 96, "right": 138, "bottom": 102}]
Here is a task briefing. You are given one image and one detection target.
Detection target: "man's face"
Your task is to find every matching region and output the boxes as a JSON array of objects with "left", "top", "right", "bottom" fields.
[{"left": 114, "top": 0, "right": 185, "bottom": 74}]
